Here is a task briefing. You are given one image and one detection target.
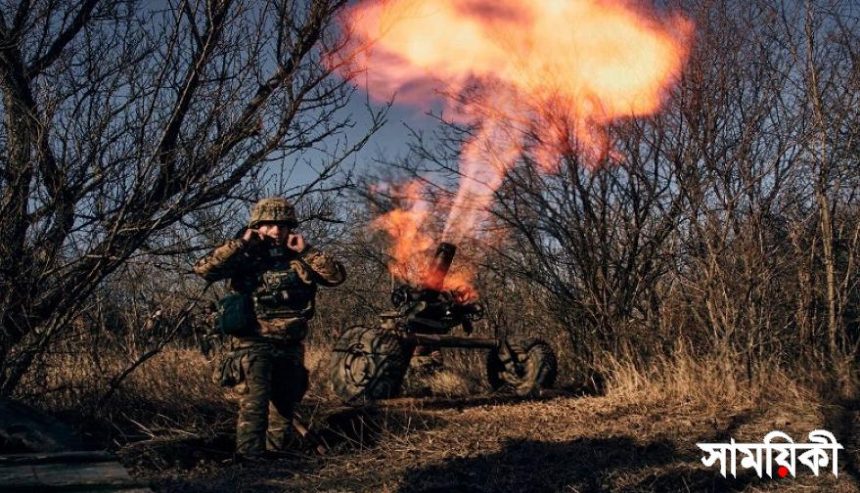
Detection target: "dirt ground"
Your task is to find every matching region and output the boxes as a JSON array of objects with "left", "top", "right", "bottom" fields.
[{"left": 121, "top": 386, "right": 860, "bottom": 493}]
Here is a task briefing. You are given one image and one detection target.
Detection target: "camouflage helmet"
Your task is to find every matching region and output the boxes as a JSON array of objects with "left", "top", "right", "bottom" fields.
[{"left": 248, "top": 197, "right": 298, "bottom": 228}]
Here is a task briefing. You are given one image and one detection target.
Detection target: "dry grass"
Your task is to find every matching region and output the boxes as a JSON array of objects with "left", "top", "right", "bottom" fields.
[
  {"left": 600, "top": 348, "right": 815, "bottom": 412},
  {"left": 426, "top": 370, "right": 474, "bottom": 397},
  {"left": 17, "top": 343, "right": 230, "bottom": 450},
  {"left": 15, "top": 338, "right": 859, "bottom": 492}
]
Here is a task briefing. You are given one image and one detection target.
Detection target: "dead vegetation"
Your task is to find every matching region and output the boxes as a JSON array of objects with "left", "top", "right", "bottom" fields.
[
  {"left": 2, "top": 0, "right": 860, "bottom": 491},
  {"left": 15, "top": 329, "right": 858, "bottom": 492}
]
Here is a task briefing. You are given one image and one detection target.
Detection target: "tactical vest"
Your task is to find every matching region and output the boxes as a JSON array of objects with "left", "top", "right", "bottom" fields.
[{"left": 251, "top": 245, "right": 317, "bottom": 320}]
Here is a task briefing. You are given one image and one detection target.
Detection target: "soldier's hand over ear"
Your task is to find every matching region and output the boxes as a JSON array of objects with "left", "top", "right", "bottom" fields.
[
  {"left": 242, "top": 228, "right": 265, "bottom": 246},
  {"left": 287, "top": 233, "right": 306, "bottom": 253}
]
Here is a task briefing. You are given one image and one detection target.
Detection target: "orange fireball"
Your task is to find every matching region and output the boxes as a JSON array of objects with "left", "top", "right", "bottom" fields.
[
  {"left": 339, "top": 0, "right": 691, "bottom": 139},
  {"left": 340, "top": 0, "right": 692, "bottom": 291}
]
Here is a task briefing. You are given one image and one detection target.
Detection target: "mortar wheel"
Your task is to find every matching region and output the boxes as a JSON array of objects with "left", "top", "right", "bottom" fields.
[
  {"left": 330, "top": 325, "right": 410, "bottom": 406},
  {"left": 487, "top": 338, "right": 557, "bottom": 397}
]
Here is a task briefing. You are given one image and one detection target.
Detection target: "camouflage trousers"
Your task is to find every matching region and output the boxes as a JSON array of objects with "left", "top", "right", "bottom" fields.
[{"left": 220, "top": 339, "right": 308, "bottom": 456}]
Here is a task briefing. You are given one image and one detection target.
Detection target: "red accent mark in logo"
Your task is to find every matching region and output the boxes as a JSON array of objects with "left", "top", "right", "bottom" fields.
[{"left": 777, "top": 466, "right": 789, "bottom": 478}]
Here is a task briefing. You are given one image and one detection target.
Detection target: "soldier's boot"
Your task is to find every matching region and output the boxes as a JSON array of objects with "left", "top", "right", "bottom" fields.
[{"left": 235, "top": 351, "right": 272, "bottom": 458}]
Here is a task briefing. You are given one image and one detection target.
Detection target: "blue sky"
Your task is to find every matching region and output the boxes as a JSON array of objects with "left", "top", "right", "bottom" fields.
[{"left": 138, "top": 0, "right": 441, "bottom": 189}]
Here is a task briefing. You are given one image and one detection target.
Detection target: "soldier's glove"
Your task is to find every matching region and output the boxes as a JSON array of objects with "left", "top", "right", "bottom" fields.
[{"left": 240, "top": 232, "right": 274, "bottom": 254}]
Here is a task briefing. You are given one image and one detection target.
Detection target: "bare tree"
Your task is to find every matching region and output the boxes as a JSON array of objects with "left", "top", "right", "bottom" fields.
[
  {"left": 367, "top": 0, "right": 860, "bottom": 384},
  {"left": 792, "top": 0, "right": 860, "bottom": 369},
  {"left": 0, "top": 0, "right": 382, "bottom": 395}
]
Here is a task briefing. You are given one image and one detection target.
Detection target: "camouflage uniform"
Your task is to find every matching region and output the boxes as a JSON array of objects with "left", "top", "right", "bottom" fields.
[{"left": 194, "top": 198, "right": 345, "bottom": 457}]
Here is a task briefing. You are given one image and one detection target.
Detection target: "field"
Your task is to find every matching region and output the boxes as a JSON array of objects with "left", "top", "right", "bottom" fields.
[
  {"left": 19, "top": 344, "right": 858, "bottom": 492},
  {"left": 1, "top": 1, "right": 860, "bottom": 492}
]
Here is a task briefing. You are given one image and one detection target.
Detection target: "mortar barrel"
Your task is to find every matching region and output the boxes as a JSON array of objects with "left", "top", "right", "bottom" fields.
[{"left": 424, "top": 242, "right": 456, "bottom": 289}]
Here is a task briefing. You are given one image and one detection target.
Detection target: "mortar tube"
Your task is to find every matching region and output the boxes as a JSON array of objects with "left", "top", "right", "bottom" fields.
[{"left": 423, "top": 242, "right": 456, "bottom": 290}]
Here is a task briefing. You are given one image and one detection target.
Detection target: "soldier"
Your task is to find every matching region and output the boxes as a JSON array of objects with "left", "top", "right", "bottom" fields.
[{"left": 193, "top": 197, "right": 345, "bottom": 459}]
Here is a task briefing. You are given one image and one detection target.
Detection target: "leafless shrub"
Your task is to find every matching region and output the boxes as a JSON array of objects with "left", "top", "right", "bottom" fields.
[{"left": 0, "top": 0, "right": 384, "bottom": 395}]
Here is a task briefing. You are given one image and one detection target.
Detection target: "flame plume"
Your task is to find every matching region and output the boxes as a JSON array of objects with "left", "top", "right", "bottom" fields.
[
  {"left": 371, "top": 182, "right": 476, "bottom": 296},
  {"left": 338, "top": 0, "right": 693, "bottom": 291}
]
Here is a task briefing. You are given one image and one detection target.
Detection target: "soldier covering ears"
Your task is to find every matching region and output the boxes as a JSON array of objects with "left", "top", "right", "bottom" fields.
[{"left": 194, "top": 197, "right": 345, "bottom": 459}]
